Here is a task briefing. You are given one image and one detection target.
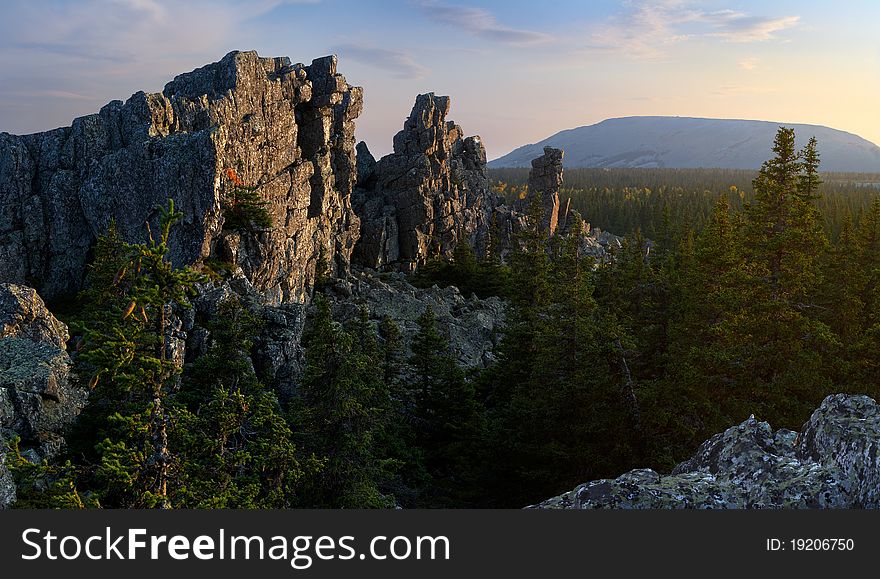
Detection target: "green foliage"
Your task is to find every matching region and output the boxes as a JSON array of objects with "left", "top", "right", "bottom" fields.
[
  {"left": 171, "top": 298, "right": 314, "bottom": 508},
  {"left": 478, "top": 206, "right": 642, "bottom": 506},
  {"left": 413, "top": 240, "right": 510, "bottom": 298},
  {"left": 4, "top": 437, "right": 96, "bottom": 508},
  {"left": 410, "top": 307, "right": 484, "bottom": 507},
  {"left": 68, "top": 199, "right": 204, "bottom": 508},
  {"left": 291, "top": 296, "right": 393, "bottom": 508},
  {"left": 222, "top": 170, "right": 273, "bottom": 231}
]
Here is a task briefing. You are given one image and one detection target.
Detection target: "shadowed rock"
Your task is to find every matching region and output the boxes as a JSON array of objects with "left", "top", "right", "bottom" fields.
[
  {"left": 531, "top": 394, "right": 880, "bottom": 509},
  {"left": 0, "top": 284, "right": 88, "bottom": 508},
  {"left": 352, "top": 93, "right": 498, "bottom": 272}
]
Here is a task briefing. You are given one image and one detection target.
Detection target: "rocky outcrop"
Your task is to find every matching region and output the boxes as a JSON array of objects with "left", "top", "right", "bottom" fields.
[
  {"left": 325, "top": 269, "right": 505, "bottom": 369},
  {"left": 0, "top": 284, "right": 88, "bottom": 508},
  {"left": 0, "top": 50, "right": 361, "bottom": 305},
  {"left": 353, "top": 93, "right": 499, "bottom": 272},
  {"left": 186, "top": 275, "right": 308, "bottom": 403},
  {"left": 514, "top": 146, "right": 566, "bottom": 236},
  {"left": 532, "top": 394, "right": 880, "bottom": 509}
]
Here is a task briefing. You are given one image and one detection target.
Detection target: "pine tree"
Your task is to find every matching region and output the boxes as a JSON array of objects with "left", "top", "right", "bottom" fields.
[
  {"left": 293, "top": 296, "right": 391, "bottom": 508},
  {"left": 170, "top": 297, "right": 312, "bottom": 508},
  {"left": 71, "top": 200, "right": 203, "bottom": 508}
]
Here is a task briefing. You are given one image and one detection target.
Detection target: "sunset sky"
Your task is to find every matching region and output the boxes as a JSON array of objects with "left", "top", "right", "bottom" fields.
[{"left": 0, "top": 0, "right": 877, "bottom": 160}]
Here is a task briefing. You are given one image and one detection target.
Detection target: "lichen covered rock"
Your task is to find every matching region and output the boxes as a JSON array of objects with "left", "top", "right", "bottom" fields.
[
  {"left": 325, "top": 269, "right": 506, "bottom": 369},
  {"left": 0, "top": 284, "right": 69, "bottom": 349},
  {"left": 0, "top": 284, "right": 87, "bottom": 508},
  {"left": 532, "top": 394, "right": 880, "bottom": 509}
]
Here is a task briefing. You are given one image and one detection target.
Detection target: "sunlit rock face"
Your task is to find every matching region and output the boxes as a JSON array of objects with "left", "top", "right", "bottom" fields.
[
  {"left": 0, "top": 50, "right": 362, "bottom": 305},
  {"left": 352, "top": 93, "right": 498, "bottom": 272}
]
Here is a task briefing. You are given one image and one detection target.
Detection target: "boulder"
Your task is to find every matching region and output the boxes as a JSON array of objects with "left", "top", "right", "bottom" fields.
[
  {"left": 532, "top": 394, "right": 880, "bottom": 509},
  {"left": 0, "top": 284, "right": 87, "bottom": 508},
  {"left": 0, "top": 284, "right": 69, "bottom": 349}
]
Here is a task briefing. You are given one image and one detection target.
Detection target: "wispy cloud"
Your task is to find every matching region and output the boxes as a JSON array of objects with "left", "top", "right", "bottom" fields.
[
  {"left": 0, "top": 0, "right": 314, "bottom": 134},
  {"left": 331, "top": 43, "right": 428, "bottom": 79},
  {"left": 419, "top": 1, "right": 553, "bottom": 46},
  {"left": 584, "top": 1, "right": 799, "bottom": 59},
  {"left": 702, "top": 10, "right": 799, "bottom": 43}
]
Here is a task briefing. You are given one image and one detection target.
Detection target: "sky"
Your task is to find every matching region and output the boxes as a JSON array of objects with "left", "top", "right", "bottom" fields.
[{"left": 0, "top": 0, "right": 877, "bottom": 160}]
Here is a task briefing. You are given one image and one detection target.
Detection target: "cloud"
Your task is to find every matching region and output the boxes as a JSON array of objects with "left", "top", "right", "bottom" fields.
[
  {"left": 0, "top": 0, "right": 315, "bottom": 134},
  {"left": 704, "top": 11, "right": 799, "bottom": 43},
  {"left": 584, "top": 1, "right": 798, "bottom": 59},
  {"left": 419, "top": 1, "right": 553, "bottom": 46},
  {"left": 738, "top": 57, "right": 759, "bottom": 71},
  {"left": 331, "top": 43, "right": 428, "bottom": 79}
]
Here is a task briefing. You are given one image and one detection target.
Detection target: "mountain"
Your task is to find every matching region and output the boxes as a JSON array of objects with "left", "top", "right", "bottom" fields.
[{"left": 489, "top": 116, "right": 880, "bottom": 173}]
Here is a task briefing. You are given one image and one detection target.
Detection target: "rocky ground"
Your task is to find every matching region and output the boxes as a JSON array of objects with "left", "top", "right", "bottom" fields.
[{"left": 325, "top": 268, "right": 506, "bottom": 369}]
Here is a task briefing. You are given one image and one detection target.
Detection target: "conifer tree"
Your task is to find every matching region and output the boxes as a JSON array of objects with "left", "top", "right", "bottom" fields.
[
  {"left": 72, "top": 200, "right": 203, "bottom": 508},
  {"left": 410, "top": 306, "right": 483, "bottom": 507},
  {"left": 293, "top": 296, "right": 391, "bottom": 508},
  {"left": 170, "top": 297, "right": 312, "bottom": 508}
]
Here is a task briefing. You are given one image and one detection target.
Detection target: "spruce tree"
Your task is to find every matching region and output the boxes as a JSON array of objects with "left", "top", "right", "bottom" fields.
[
  {"left": 293, "top": 296, "right": 391, "bottom": 508},
  {"left": 72, "top": 200, "right": 203, "bottom": 508},
  {"left": 410, "top": 306, "right": 483, "bottom": 507}
]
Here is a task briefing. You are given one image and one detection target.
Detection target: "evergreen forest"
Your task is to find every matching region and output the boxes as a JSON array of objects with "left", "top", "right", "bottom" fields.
[{"left": 9, "top": 128, "right": 880, "bottom": 508}]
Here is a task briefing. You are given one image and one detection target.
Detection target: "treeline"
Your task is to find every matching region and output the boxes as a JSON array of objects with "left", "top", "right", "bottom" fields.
[{"left": 490, "top": 167, "right": 880, "bottom": 241}]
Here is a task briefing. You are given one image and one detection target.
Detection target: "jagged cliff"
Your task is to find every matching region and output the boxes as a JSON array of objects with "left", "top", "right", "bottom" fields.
[
  {"left": 0, "top": 50, "right": 361, "bottom": 305},
  {"left": 353, "top": 93, "right": 499, "bottom": 271}
]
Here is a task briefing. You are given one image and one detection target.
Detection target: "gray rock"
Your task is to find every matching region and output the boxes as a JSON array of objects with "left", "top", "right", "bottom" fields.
[
  {"left": 0, "top": 451, "right": 13, "bottom": 508},
  {"left": 0, "top": 51, "right": 362, "bottom": 305},
  {"left": 0, "top": 284, "right": 69, "bottom": 349},
  {"left": 326, "top": 269, "right": 505, "bottom": 369},
  {"left": 0, "top": 284, "right": 87, "bottom": 508},
  {"left": 531, "top": 394, "right": 880, "bottom": 509},
  {"left": 352, "top": 93, "right": 500, "bottom": 272},
  {"left": 515, "top": 146, "right": 565, "bottom": 236},
  {"left": 188, "top": 277, "right": 307, "bottom": 403}
]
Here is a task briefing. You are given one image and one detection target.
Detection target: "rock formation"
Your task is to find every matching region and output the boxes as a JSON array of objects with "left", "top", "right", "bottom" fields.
[
  {"left": 0, "top": 50, "right": 362, "bottom": 305},
  {"left": 514, "top": 146, "right": 567, "bottom": 236},
  {"left": 532, "top": 394, "right": 880, "bottom": 509},
  {"left": 0, "top": 284, "right": 88, "bottom": 508},
  {"left": 353, "top": 93, "right": 499, "bottom": 272}
]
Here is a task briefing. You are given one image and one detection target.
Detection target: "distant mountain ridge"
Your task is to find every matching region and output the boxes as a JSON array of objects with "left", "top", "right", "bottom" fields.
[{"left": 489, "top": 116, "right": 880, "bottom": 173}]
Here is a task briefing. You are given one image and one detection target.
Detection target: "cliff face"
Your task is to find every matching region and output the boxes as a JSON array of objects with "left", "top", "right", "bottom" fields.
[
  {"left": 353, "top": 93, "right": 499, "bottom": 272},
  {"left": 533, "top": 394, "right": 880, "bottom": 509},
  {"left": 0, "top": 51, "right": 361, "bottom": 304}
]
